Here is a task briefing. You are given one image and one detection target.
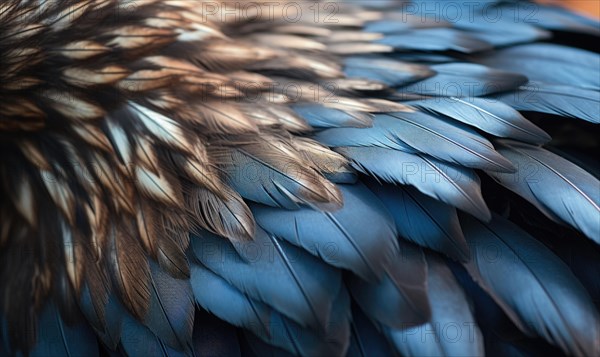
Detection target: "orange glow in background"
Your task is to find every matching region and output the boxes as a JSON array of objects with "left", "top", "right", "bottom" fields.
[{"left": 540, "top": 0, "right": 600, "bottom": 19}]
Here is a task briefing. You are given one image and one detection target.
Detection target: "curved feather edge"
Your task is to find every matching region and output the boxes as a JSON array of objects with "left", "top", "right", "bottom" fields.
[
  {"left": 476, "top": 43, "right": 600, "bottom": 90},
  {"left": 315, "top": 111, "right": 517, "bottom": 173},
  {"left": 376, "top": 28, "right": 493, "bottom": 54},
  {"left": 399, "top": 63, "right": 528, "bottom": 97},
  {"left": 384, "top": 254, "right": 484, "bottom": 357},
  {"left": 344, "top": 56, "right": 435, "bottom": 87},
  {"left": 349, "top": 239, "right": 431, "bottom": 330},
  {"left": 121, "top": 313, "right": 186, "bottom": 357},
  {"left": 218, "top": 142, "right": 342, "bottom": 211},
  {"left": 490, "top": 82, "right": 600, "bottom": 124},
  {"left": 367, "top": 181, "right": 469, "bottom": 261},
  {"left": 80, "top": 288, "right": 124, "bottom": 349},
  {"left": 191, "top": 229, "right": 342, "bottom": 332},
  {"left": 190, "top": 261, "right": 351, "bottom": 356},
  {"left": 461, "top": 213, "right": 600, "bottom": 356},
  {"left": 385, "top": 111, "right": 516, "bottom": 173},
  {"left": 250, "top": 183, "right": 399, "bottom": 282},
  {"left": 143, "top": 260, "right": 195, "bottom": 352},
  {"left": 336, "top": 146, "right": 491, "bottom": 221},
  {"left": 408, "top": 97, "right": 551, "bottom": 144},
  {"left": 488, "top": 140, "right": 600, "bottom": 243}
]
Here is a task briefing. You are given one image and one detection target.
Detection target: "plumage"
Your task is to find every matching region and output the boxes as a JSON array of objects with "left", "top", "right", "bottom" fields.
[
  {"left": 251, "top": 183, "right": 398, "bottom": 281},
  {"left": 217, "top": 139, "right": 343, "bottom": 211},
  {"left": 376, "top": 28, "right": 493, "bottom": 53},
  {"left": 192, "top": 229, "right": 341, "bottom": 332},
  {"left": 337, "top": 146, "right": 491, "bottom": 221},
  {"left": 367, "top": 182, "right": 469, "bottom": 261},
  {"left": 317, "top": 111, "right": 516, "bottom": 172},
  {"left": 408, "top": 97, "right": 551, "bottom": 144},
  {"left": 489, "top": 140, "right": 600, "bottom": 242},
  {"left": 477, "top": 44, "right": 600, "bottom": 90},
  {"left": 29, "top": 303, "right": 99, "bottom": 357},
  {"left": 399, "top": 63, "right": 528, "bottom": 97},
  {"left": 461, "top": 214, "right": 600, "bottom": 356},
  {"left": 344, "top": 56, "right": 434, "bottom": 87},
  {"left": 121, "top": 313, "right": 187, "bottom": 357},
  {"left": 144, "top": 261, "right": 194, "bottom": 351},
  {"left": 491, "top": 82, "right": 600, "bottom": 123},
  {"left": 1, "top": 1, "right": 599, "bottom": 356},
  {"left": 349, "top": 240, "right": 430, "bottom": 329},
  {"left": 385, "top": 254, "right": 484, "bottom": 357}
]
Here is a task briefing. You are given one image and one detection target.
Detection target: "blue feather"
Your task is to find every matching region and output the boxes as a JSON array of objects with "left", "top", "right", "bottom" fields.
[
  {"left": 408, "top": 97, "right": 551, "bottom": 144},
  {"left": 385, "top": 254, "right": 484, "bottom": 357},
  {"left": 190, "top": 261, "right": 271, "bottom": 337},
  {"left": 250, "top": 183, "right": 398, "bottom": 281},
  {"left": 367, "top": 182, "right": 469, "bottom": 261},
  {"left": 220, "top": 142, "right": 341, "bottom": 210},
  {"left": 121, "top": 314, "right": 186, "bottom": 357},
  {"left": 364, "top": 15, "right": 448, "bottom": 33},
  {"left": 349, "top": 240, "right": 430, "bottom": 329},
  {"left": 79, "top": 289, "right": 124, "bottom": 349},
  {"left": 376, "top": 28, "right": 492, "bottom": 53},
  {"left": 491, "top": 81, "right": 600, "bottom": 123},
  {"left": 344, "top": 56, "right": 434, "bottom": 87},
  {"left": 313, "top": 115, "right": 414, "bottom": 152},
  {"left": 461, "top": 213, "right": 600, "bottom": 356},
  {"left": 336, "top": 146, "right": 491, "bottom": 221},
  {"left": 192, "top": 229, "right": 342, "bottom": 331},
  {"left": 346, "top": 304, "right": 394, "bottom": 357},
  {"left": 477, "top": 44, "right": 600, "bottom": 90},
  {"left": 143, "top": 260, "right": 194, "bottom": 352},
  {"left": 390, "top": 52, "right": 456, "bottom": 64},
  {"left": 455, "top": 16, "right": 550, "bottom": 47},
  {"left": 399, "top": 63, "right": 528, "bottom": 97},
  {"left": 315, "top": 112, "right": 516, "bottom": 172},
  {"left": 191, "top": 261, "right": 350, "bottom": 356},
  {"left": 291, "top": 103, "right": 373, "bottom": 129},
  {"left": 488, "top": 140, "right": 600, "bottom": 242},
  {"left": 29, "top": 303, "right": 99, "bottom": 357},
  {"left": 385, "top": 112, "right": 515, "bottom": 172}
]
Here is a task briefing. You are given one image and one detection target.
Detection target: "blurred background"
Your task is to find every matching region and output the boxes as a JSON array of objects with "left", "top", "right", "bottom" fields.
[{"left": 541, "top": 0, "right": 600, "bottom": 18}]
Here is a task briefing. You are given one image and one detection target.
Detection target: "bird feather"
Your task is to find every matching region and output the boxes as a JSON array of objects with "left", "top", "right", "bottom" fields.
[{"left": 461, "top": 213, "right": 600, "bottom": 356}]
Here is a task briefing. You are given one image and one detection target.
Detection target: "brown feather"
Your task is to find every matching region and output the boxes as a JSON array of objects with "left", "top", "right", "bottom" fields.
[
  {"left": 107, "top": 221, "right": 151, "bottom": 320},
  {"left": 186, "top": 184, "right": 255, "bottom": 241}
]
